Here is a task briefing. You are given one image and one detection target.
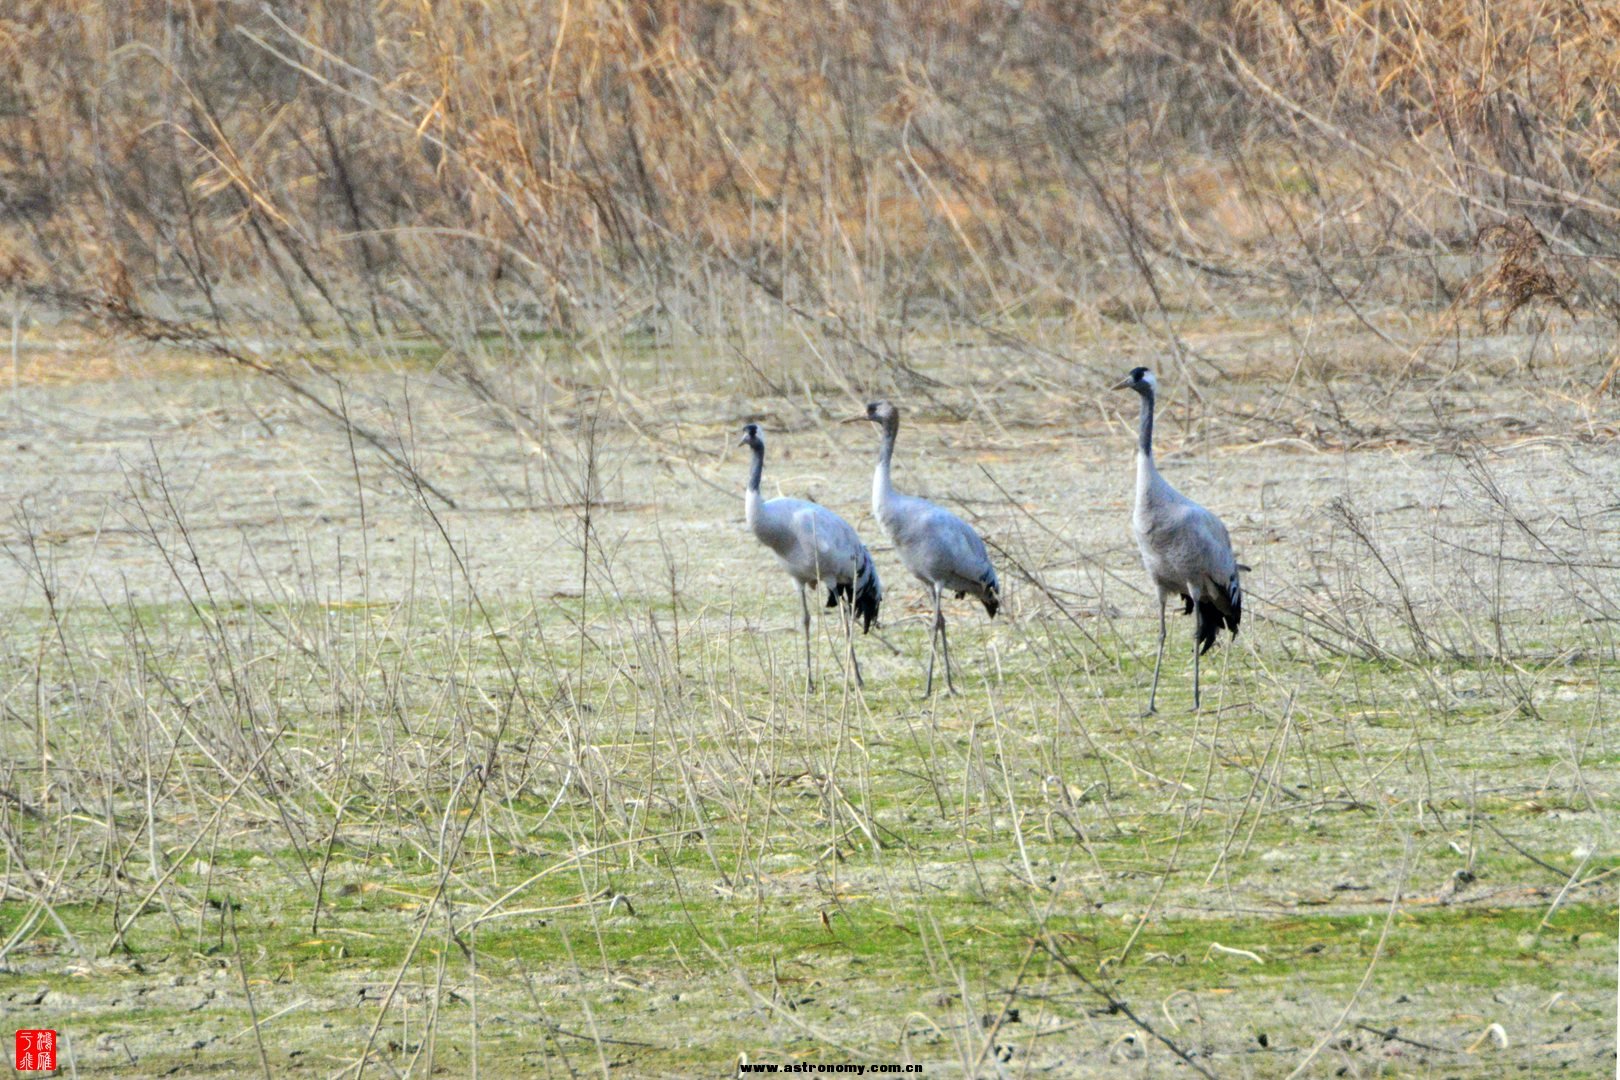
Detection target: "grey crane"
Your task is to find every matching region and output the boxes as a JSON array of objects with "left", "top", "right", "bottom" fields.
[
  {"left": 850, "top": 401, "right": 999, "bottom": 696},
  {"left": 740, "top": 423, "right": 882, "bottom": 690},
  {"left": 1113, "top": 367, "right": 1243, "bottom": 713}
]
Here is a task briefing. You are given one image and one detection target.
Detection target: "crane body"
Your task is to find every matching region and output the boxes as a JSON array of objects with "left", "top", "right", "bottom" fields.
[
  {"left": 741, "top": 423, "right": 880, "bottom": 689},
  {"left": 852, "top": 401, "right": 998, "bottom": 696},
  {"left": 1114, "top": 368, "right": 1242, "bottom": 712}
]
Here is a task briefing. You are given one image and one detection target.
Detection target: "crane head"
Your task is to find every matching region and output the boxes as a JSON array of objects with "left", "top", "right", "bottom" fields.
[
  {"left": 846, "top": 400, "right": 898, "bottom": 428},
  {"left": 738, "top": 423, "right": 764, "bottom": 449},
  {"left": 1111, "top": 367, "right": 1156, "bottom": 394}
]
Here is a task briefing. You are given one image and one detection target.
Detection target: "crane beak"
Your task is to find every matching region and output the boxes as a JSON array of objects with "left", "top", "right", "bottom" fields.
[
  {"left": 840, "top": 416, "right": 872, "bottom": 425},
  {"left": 1109, "top": 376, "right": 1134, "bottom": 391}
]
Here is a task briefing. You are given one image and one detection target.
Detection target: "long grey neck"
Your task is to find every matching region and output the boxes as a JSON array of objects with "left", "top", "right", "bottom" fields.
[
  {"left": 747, "top": 443, "right": 764, "bottom": 492},
  {"left": 1136, "top": 390, "right": 1155, "bottom": 457},
  {"left": 872, "top": 421, "right": 897, "bottom": 516},
  {"left": 879, "top": 421, "right": 898, "bottom": 471}
]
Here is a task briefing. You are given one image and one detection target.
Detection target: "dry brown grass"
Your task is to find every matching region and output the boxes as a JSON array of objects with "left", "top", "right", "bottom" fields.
[{"left": 1, "top": 0, "right": 1616, "bottom": 370}]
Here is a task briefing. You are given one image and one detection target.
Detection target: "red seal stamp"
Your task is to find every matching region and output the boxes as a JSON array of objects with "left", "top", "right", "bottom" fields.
[{"left": 13, "top": 1030, "right": 56, "bottom": 1072}]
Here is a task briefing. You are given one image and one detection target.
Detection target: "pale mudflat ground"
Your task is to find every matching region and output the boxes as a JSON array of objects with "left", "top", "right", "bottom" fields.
[{"left": 1, "top": 322, "right": 1615, "bottom": 1076}]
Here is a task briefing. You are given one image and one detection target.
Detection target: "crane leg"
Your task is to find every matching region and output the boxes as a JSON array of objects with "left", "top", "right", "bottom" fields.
[
  {"left": 938, "top": 598, "right": 957, "bottom": 696},
  {"left": 842, "top": 594, "right": 864, "bottom": 688},
  {"left": 799, "top": 581, "right": 814, "bottom": 692},
  {"left": 1192, "top": 625, "right": 1201, "bottom": 712},
  {"left": 1145, "top": 592, "right": 1167, "bottom": 716},
  {"left": 923, "top": 584, "right": 942, "bottom": 698}
]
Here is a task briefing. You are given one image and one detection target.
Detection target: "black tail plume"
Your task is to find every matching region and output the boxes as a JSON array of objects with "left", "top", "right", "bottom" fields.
[
  {"left": 979, "top": 566, "right": 1001, "bottom": 619},
  {"left": 851, "top": 549, "right": 882, "bottom": 632},
  {"left": 1194, "top": 598, "right": 1222, "bottom": 654},
  {"left": 1194, "top": 574, "right": 1242, "bottom": 655}
]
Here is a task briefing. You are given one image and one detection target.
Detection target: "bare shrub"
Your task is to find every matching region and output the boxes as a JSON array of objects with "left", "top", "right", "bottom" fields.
[{"left": 0, "top": 0, "right": 1613, "bottom": 379}]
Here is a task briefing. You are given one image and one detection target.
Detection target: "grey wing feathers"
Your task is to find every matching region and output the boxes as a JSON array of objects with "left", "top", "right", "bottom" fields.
[
  {"left": 1142, "top": 498, "right": 1241, "bottom": 652},
  {"left": 938, "top": 510, "right": 1000, "bottom": 614},
  {"left": 787, "top": 501, "right": 862, "bottom": 579},
  {"left": 889, "top": 498, "right": 1000, "bottom": 617},
  {"left": 1187, "top": 505, "right": 1237, "bottom": 579},
  {"left": 757, "top": 498, "right": 883, "bottom": 630},
  {"left": 1140, "top": 500, "right": 1235, "bottom": 585}
]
